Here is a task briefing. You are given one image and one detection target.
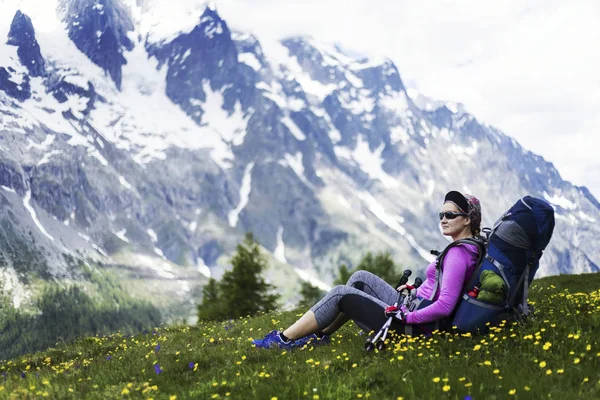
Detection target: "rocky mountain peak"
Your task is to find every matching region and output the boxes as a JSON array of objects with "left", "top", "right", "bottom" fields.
[
  {"left": 6, "top": 10, "right": 45, "bottom": 77},
  {"left": 60, "top": 0, "right": 135, "bottom": 89}
]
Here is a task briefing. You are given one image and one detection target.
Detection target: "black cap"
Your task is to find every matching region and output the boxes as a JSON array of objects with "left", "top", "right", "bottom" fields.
[{"left": 444, "top": 190, "right": 469, "bottom": 214}]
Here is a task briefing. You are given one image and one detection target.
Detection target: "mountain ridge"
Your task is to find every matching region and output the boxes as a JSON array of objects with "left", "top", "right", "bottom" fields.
[{"left": 0, "top": 2, "right": 598, "bottom": 322}]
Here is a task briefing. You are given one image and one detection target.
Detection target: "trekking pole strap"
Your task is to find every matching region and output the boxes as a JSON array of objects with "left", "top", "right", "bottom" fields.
[
  {"left": 508, "top": 264, "right": 528, "bottom": 308},
  {"left": 522, "top": 264, "right": 530, "bottom": 316},
  {"left": 430, "top": 267, "right": 442, "bottom": 302},
  {"left": 461, "top": 238, "right": 488, "bottom": 294}
]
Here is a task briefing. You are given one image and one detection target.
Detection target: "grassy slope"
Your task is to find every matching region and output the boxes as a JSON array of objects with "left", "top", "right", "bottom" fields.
[{"left": 0, "top": 273, "right": 598, "bottom": 399}]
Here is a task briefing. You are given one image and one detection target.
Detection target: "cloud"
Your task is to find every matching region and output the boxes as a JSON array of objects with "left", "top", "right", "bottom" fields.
[{"left": 214, "top": 0, "right": 600, "bottom": 200}]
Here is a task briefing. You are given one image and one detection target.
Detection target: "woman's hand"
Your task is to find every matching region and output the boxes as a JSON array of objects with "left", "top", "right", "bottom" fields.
[{"left": 396, "top": 284, "right": 407, "bottom": 292}]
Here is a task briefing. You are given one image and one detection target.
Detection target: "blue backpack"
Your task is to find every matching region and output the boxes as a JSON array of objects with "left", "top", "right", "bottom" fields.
[{"left": 434, "top": 196, "right": 555, "bottom": 333}]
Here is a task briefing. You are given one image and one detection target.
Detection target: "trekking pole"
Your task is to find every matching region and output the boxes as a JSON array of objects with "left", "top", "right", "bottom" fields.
[
  {"left": 364, "top": 270, "right": 411, "bottom": 352},
  {"left": 365, "top": 275, "right": 423, "bottom": 352}
]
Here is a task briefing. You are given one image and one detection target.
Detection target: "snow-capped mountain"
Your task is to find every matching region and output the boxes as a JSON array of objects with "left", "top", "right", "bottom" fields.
[{"left": 1, "top": 0, "right": 598, "bottom": 319}]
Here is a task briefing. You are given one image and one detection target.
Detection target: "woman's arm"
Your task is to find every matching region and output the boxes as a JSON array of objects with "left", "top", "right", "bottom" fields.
[{"left": 404, "top": 246, "right": 476, "bottom": 324}]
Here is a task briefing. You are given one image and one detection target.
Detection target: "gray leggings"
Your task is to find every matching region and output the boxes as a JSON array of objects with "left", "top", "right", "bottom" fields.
[
  {"left": 310, "top": 270, "right": 398, "bottom": 332},
  {"left": 310, "top": 270, "right": 436, "bottom": 336}
]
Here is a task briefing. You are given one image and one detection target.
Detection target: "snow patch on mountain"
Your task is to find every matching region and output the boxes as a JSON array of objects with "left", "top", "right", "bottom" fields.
[
  {"left": 273, "top": 48, "right": 338, "bottom": 101},
  {"left": 1, "top": 186, "right": 16, "bottom": 193},
  {"left": 37, "top": 150, "right": 62, "bottom": 166},
  {"left": 379, "top": 91, "right": 411, "bottom": 114},
  {"left": 448, "top": 141, "right": 478, "bottom": 158},
  {"left": 576, "top": 211, "right": 595, "bottom": 223},
  {"left": 0, "top": 267, "right": 30, "bottom": 308},
  {"left": 338, "top": 89, "right": 375, "bottom": 116},
  {"left": 311, "top": 106, "right": 341, "bottom": 144},
  {"left": 293, "top": 267, "right": 332, "bottom": 291},
  {"left": 543, "top": 191, "right": 577, "bottom": 210},
  {"left": 389, "top": 124, "right": 409, "bottom": 145},
  {"left": 256, "top": 80, "right": 305, "bottom": 112},
  {"left": 358, "top": 191, "right": 434, "bottom": 262},
  {"left": 118, "top": 175, "right": 135, "bottom": 191},
  {"left": 336, "top": 135, "right": 398, "bottom": 188},
  {"left": 23, "top": 189, "right": 54, "bottom": 241},
  {"left": 197, "top": 257, "right": 211, "bottom": 278},
  {"left": 113, "top": 229, "right": 131, "bottom": 243},
  {"left": 281, "top": 115, "right": 306, "bottom": 141},
  {"left": 228, "top": 162, "right": 254, "bottom": 228},
  {"left": 137, "top": 0, "right": 206, "bottom": 44},
  {"left": 273, "top": 225, "right": 286, "bottom": 263},
  {"left": 281, "top": 152, "right": 310, "bottom": 187},
  {"left": 198, "top": 81, "right": 250, "bottom": 146},
  {"left": 238, "top": 52, "right": 262, "bottom": 71},
  {"left": 147, "top": 228, "right": 158, "bottom": 243},
  {"left": 26, "top": 135, "right": 55, "bottom": 151},
  {"left": 83, "top": 38, "right": 241, "bottom": 168}
]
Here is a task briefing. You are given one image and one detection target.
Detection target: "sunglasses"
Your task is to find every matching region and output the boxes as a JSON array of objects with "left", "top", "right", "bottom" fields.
[{"left": 439, "top": 211, "right": 468, "bottom": 220}]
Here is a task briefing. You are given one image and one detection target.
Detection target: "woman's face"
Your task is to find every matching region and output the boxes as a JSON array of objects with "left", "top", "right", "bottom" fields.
[{"left": 440, "top": 202, "right": 471, "bottom": 238}]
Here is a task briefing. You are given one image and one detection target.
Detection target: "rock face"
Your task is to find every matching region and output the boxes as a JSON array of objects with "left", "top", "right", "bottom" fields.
[
  {"left": 59, "top": 0, "right": 134, "bottom": 89},
  {"left": 0, "top": 5, "right": 598, "bottom": 319},
  {"left": 7, "top": 10, "right": 45, "bottom": 77}
]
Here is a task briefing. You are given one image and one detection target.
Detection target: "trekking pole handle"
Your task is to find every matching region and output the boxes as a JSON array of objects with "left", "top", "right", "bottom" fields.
[
  {"left": 409, "top": 277, "right": 423, "bottom": 300},
  {"left": 395, "top": 269, "right": 412, "bottom": 288}
]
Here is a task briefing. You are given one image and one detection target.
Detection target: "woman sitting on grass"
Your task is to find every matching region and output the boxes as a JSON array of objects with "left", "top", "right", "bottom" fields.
[{"left": 253, "top": 191, "right": 483, "bottom": 349}]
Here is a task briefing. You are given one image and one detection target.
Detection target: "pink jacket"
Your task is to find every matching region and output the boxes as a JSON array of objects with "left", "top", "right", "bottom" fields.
[{"left": 404, "top": 243, "right": 479, "bottom": 325}]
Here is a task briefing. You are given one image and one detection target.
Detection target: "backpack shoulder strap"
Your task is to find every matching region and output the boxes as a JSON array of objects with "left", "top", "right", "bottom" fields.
[{"left": 429, "top": 237, "right": 487, "bottom": 302}]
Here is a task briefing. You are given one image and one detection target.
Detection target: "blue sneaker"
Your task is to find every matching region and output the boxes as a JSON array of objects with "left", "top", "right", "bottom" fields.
[
  {"left": 252, "top": 330, "right": 302, "bottom": 350},
  {"left": 295, "top": 333, "right": 331, "bottom": 348}
]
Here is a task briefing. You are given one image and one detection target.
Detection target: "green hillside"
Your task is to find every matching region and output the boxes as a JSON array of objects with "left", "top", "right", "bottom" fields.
[{"left": 0, "top": 273, "right": 598, "bottom": 399}]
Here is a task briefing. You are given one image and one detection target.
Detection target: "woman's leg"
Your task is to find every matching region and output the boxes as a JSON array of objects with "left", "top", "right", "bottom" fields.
[
  {"left": 284, "top": 270, "right": 400, "bottom": 340},
  {"left": 338, "top": 292, "right": 434, "bottom": 336},
  {"left": 346, "top": 270, "right": 399, "bottom": 302},
  {"left": 320, "top": 270, "right": 400, "bottom": 334},
  {"left": 282, "top": 311, "right": 320, "bottom": 340}
]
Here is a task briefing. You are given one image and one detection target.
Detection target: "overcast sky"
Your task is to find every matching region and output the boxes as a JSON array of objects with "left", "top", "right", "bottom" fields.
[{"left": 213, "top": 0, "right": 600, "bottom": 200}]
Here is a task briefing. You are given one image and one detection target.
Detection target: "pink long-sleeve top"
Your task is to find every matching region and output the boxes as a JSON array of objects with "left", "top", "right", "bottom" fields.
[{"left": 404, "top": 243, "right": 479, "bottom": 325}]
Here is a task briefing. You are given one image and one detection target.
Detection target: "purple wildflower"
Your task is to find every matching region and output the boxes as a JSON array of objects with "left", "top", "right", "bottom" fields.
[
  {"left": 106, "top": 355, "right": 112, "bottom": 361},
  {"left": 465, "top": 396, "right": 473, "bottom": 400},
  {"left": 155, "top": 344, "right": 161, "bottom": 353},
  {"left": 20, "top": 371, "right": 26, "bottom": 379},
  {"left": 188, "top": 362, "right": 195, "bottom": 369},
  {"left": 154, "top": 364, "right": 162, "bottom": 374}
]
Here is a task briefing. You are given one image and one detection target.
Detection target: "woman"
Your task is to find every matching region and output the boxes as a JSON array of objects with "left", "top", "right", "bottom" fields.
[{"left": 253, "top": 191, "right": 482, "bottom": 349}]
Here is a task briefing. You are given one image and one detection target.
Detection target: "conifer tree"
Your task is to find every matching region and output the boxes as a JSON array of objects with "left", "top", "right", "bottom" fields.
[
  {"left": 196, "top": 278, "right": 222, "bottom": 321},
  {"left": 333, "top": 263, "right": 352, "bottom": 285},
  {"left": 334, "top": 252, "right": 399, "bottom": 286},
  {"left": 297, "top": 281, "right": 325, "bottom": 309},
  {"left": 219, "top": 232, "right": 280, "bottom": 318},
  {"left": 356, "top": 251, "right": 398, "bottom": 285}
]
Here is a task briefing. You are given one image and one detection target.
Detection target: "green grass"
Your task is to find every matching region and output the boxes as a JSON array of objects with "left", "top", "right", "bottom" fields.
[{"left": 1, "top": 273, "right": 599, "bottom": 399}]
